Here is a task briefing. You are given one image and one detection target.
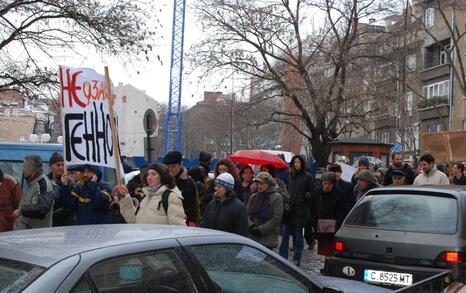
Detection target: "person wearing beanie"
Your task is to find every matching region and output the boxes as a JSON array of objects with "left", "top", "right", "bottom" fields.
[
  {"left": 201, "top": 172, "right": 248, "bottom": 236},
  {"left": 163, "top": 151, "right": 200, "bottom": 226},
  {"left": 383, "top": 153, "right": 416, "bottom": 185},
  {"left": 279, "top": 155, "right": 314, "bottom": 267},
  {"left": 199, "top": 151, "right": 213, "bottom": 173},
  {"left": 414, "top": 154, "right": 450, "bottom": 186},
  {"left": 46, "top": 152, "right": 74, "bottom": 227},
  {"left": 391, "top": 169, "right": 406, "bottom": 186},
  {"left": 247, "top": 172, "right": 283, "bottom": 249},
  {"left": 354, "top": 170, "right": 381, "bottom": 202},
  {"left": 115, "top": 163, "right": 186, "bottom": 226},
  {"left": 311, "top": 172, "right": 346, "bottom": 259},
  {"left": 0, "top": 168, "right": 22, "bottom": 232},
  {"left": 59, "top": 164, "right": 112, "bottom": 225},
  {"left": 15, "top": 155, "right": 54, "bottom": 230}
]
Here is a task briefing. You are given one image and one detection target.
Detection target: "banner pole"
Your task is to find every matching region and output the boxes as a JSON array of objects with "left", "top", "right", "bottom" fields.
[
  {"left": 58, "top": 66, "right": 68, "bottom": 175},
  {"left": 104, "top": 66, "right": 122, "bottom": 188}
]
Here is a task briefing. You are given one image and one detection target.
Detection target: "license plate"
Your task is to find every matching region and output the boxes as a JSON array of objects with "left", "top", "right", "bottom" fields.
[{"left": 364, "top": 269, "right": 413, "bottom": 286}]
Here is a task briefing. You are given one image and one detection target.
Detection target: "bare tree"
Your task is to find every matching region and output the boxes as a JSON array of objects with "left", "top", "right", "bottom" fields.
[
  {"left": 0, "top": 0, "right": 159, "bottom": 96},
  {"left": 191, "top": 0, "right": 399, "bottom": 166}
]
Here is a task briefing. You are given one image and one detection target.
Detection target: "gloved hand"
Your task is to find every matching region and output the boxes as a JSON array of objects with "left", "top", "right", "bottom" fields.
[{"left": 249, "top": 225, "right": 261, "bottom": 237}]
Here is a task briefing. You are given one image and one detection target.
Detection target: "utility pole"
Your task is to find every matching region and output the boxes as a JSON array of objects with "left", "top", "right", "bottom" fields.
[
  {"left": 448, "top": 0, "right": 456, "bottom": 130},
  {"left": 230, "top": 72, "right": 235, "bottom": 154}
]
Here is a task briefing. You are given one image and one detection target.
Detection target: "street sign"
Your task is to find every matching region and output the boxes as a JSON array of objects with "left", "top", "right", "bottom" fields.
[
  {"left": 143, "top": 109, "right": 157, "bottom": 136},
  {"left": 391, "top": 142, "right": 403, "bottom": 154}
]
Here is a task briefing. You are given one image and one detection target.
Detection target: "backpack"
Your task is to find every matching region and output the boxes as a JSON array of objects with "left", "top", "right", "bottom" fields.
[
  {"left": 157, "top": 189, "right": 172, "bottom": 215},
  {"left": 135, "top": 189, "right": 171, "bottom": 215}
]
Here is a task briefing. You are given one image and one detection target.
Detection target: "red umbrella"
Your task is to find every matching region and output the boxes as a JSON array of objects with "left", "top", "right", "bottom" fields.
[{"left": 229, "top": 150, "right": 289, "bottom": 168}]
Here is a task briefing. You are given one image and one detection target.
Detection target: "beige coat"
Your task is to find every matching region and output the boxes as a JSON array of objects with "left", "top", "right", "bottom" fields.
[
  {"left": 119, "top": 185, "right": 186, "bottom": 226},
  {"left": 413, "top": 168, "right": 450, "bottom": 186}
]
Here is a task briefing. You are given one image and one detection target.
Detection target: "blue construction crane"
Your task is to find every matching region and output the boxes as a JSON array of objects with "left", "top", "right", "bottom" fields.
[{"left": 163, "top": 0, "right": 187, "bottom": 154}]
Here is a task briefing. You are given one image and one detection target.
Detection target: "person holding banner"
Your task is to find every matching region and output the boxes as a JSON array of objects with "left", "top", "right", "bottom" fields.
[
  {"left": 115, "top": 163, "right": 186, "bottom": 226},
  {"left": 59, "top": 164, "right": 112, "bottom": 225}
]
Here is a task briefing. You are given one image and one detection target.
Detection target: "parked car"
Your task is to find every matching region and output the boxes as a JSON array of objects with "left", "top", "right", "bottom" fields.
[
  {"left": 0, "top": 224, "right": 390, "bottom": 293},
  {"left": 325, "top": 185, "right": 466, "bottom": 289}
]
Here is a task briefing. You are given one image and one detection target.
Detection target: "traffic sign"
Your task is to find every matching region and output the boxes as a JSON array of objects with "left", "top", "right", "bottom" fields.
[
  {"left": 143, "top": 109, "right": 157, "bottom": 136},
  {"left": 391, "top": 142, "right": 403, "bottom": 154}
]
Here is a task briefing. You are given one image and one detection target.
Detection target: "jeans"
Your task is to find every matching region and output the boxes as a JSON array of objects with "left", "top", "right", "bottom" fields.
[{"left": 279, "top": 224, "right": 304, "bottom": 262}]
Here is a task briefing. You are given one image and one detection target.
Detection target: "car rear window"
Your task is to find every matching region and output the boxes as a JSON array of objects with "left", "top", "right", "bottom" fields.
[
  {"left": 0, "top": 259, "right": 45, "bottom": 292},
  {"left": 345, "top": 193, "right": 457, "bottom": 233}
]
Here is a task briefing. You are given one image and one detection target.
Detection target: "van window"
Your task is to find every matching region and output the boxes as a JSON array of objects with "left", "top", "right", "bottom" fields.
[{"left": 345, "top": 193, "right": 457, "bottom": 234}]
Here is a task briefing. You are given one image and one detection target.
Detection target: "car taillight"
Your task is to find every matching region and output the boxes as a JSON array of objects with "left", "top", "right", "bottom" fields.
[
  {"left": 439, "top": 251, "right": 466, "bottom": 264},
  {"left": 335, "top": 241, "right": 345, "bottom": 251}
]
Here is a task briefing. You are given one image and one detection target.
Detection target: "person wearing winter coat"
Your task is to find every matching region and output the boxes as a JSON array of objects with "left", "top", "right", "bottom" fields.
[
  {"left": 328, "top": 164, "right": 355, "bottom": 214},
  {"left": 383, "top": 153, "right": 416, "bottom": 185},
  {"left": 452, "top": 162, "right": 466, "bottom": 185},
  {"left": 279, "top": 155, "right": 314, "bottom": 266},
  {"left": 201, "top": 173, "right": 248, "bottom": 236},
  {"left": 247, "top": 172, "right": 283, "bottom": 249},
  {"left": 15, "top": 155, "right": 54, "bottom": 230},
  {"left": 414, "top": 154, "right": 450, "bottom": 186},
  {"left": 59, "top": 164, "right": 112, "bottom": 225},
  {"left": 115, "top": 163, "right": 186, "bottom": 226},
  {"left": 354, "top": 170, "right": 381, "bottom": 202},
  {"left": 311, "top": 172, "right": 347, "bottom": 258},
  {"left": 239, "top": 165, "right": 256, "bottom": 205},
  {"left": 0, "top": 169, "right": 22, "bottom": 232},
  {"left": 163, "top": 151, "right": 200, "bottom": 226}
]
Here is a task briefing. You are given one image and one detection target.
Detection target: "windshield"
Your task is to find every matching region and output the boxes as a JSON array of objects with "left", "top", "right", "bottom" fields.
[
  {"left": 345, "top": 193, "right": 457, "bottom": 234},
  {"left": 0, "top": 259, "right": 45, "bottom": 292}
]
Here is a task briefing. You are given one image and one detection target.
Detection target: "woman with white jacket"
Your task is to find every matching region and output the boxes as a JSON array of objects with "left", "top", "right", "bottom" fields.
[{"left": 115, "top": 163, "right": 186, "bottom": 226}]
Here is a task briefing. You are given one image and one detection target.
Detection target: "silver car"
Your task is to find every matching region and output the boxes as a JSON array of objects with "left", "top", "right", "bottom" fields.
[
  {"left": 0, "top": 224, "right": 390, "bottom": 293},
  {"left": 326, "top": 185, "right": 466, "bottom": 289}
]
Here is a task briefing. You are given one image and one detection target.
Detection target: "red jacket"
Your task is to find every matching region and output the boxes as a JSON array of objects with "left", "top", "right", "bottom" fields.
[{"left": 0, "top": 174, "right": 22, "bottom": 232}]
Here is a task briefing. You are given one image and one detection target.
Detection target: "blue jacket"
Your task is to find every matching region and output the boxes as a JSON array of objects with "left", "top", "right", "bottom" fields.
[{"left": 59, "top": 181, "right": 112, "bottom": 225}]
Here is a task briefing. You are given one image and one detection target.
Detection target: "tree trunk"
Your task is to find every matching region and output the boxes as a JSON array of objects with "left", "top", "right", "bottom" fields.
[{"left": 308, "top": 136, "right": 332, "bottom": 167}]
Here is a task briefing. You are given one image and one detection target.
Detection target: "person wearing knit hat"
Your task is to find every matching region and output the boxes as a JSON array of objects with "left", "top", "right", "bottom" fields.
[
  {"left": 15, "top": 155, "right": 54, "bottom": 229},
  {"left": 247, "top": 172, "right": 283, "bottom": 249},
  {"left": 59, "top": 164, "right": 112, "bottom": 225},
  {"left": 163, "top": 151, "right": 200, "bottom": 226},
  {"left": 355, "top": 170, "right": 381, "bottom": 202},
  {"left": 201, "top": 172, "right": 248, "bottom": 236}
]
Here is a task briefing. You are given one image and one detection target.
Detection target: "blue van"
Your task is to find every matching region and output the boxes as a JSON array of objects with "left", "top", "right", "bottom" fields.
[{"left": 0, "top": 142, "right": 116, "bottom": 185}]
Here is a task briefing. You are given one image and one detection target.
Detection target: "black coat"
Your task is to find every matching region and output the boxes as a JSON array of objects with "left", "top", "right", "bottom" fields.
[
  {"left": 336, "top": 179, "right": 355, "bottom": 214},
  {"left": 311, "top": 186, "right": 347, "bottom": 235},
  {"left": 201, "top": 194, "right": 248, "bottom": 236},
  {"left": 287, "top": 170, "right": 314, "bottom": 227},
  {"left": 175, "top": 168, "right": 200, "bottom": 224},
  {"left": 384, "top": 164, "right": 416, "bottom": 185}
]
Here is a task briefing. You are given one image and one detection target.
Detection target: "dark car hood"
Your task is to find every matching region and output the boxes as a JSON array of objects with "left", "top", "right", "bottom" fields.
[{"left": 314, "top": 275, "right": 392, "bottom": 293}]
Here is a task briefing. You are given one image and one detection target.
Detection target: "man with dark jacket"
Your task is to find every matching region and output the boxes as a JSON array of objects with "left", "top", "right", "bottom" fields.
[
  {"left": 59, "top": 164, "right": 112, "bottom": 225},
  {"left": 201, "top": 173, "right": 248, "bottom": 236},
  {"left": 311, "top": 172, "right": 346, "bottom": 258},
  {"left": 47, "top": 152, "right": 74, "bottom": 226},
  {"left": 15, "top": 155, "right": 54, "bottom": 229},
  {"left": 355, "top": 170, "right": 381, "bottom": 201},
  {"left": 163, "top": 151, "right": 200, "bottom": 226},
  {"left": 0, "top": 169, "right": 22, "bottom": 232},
  {"left": 328, "top": 164, "right": 355, "bottom": 214},
  {"left": 279, "top": 155, "right": 314, "bottom": 266},
  {"left": 126, "top": 164, "right": 148, "bottom": 202},
  {"left": 384, "top": 153, "right": 416, "bottom": 185}
]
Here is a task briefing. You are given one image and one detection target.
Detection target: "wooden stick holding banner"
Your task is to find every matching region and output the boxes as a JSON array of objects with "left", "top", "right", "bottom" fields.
[{"left": 104, "top": 66, "right": 122, "bottom": 189}]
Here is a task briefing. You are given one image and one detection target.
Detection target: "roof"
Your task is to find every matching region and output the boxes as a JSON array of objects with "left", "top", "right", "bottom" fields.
[
  {"left": 370, "top": 185, "right": 466, "bottom": 197},
  {"left": 329, "top": 137, "right": 392, "bottom": 146},
  {"left": 0, "top": 224, "right": 230, "bottom": 267}
]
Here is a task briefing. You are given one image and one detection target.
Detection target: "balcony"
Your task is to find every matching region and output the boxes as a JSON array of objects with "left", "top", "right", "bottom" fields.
[
  {"left": 420, "top": 63, "right": 450, "bottom": 82},
  {"left": 417, "top": 96, "right": 449, "bottom": 121}
]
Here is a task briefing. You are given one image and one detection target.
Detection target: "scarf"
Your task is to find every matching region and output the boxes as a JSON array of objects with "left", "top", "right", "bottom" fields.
[{"left": 248, "top": 191, "right": 273, "bottom": 224}]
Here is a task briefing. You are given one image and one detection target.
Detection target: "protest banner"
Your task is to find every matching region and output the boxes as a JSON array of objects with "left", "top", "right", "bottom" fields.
[
  {"left": 422, "top": 130, "right": 466, "bottom": 163},
  {"left": 59, "top": 65, "right": 123, "bottom": 179}
]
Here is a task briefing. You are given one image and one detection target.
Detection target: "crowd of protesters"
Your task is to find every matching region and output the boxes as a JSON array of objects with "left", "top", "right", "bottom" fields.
[{"left": 0, "top": 150, "right": 465, "bottom": 267}]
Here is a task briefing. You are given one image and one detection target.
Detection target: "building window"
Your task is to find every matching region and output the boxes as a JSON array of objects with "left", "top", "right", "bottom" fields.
[
  {"left": 423, "top": 80, "right": 449, "bottom": 99},
  {"left": 381, "top": 132, "right": 390, "bottom": 143},
  {"left": 406, "top": 91, "right": 414, "bottom": 115},
  {"left": 440, "top": 45, "right": 450, "bottom": 64},
  {"left": 406, "top": 54, "right": 416, "bottom": 71},
  {"left": 425, "top": 8, "right": 435, "bottom": 28},
  {"left": 427, "top": 123, "right": 442, "bottom": 133}
]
